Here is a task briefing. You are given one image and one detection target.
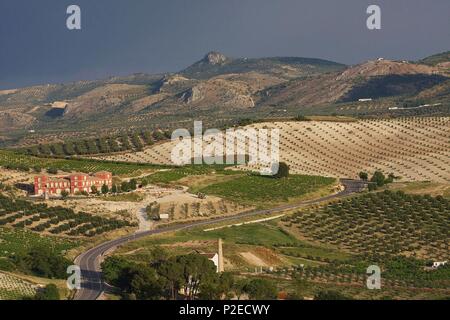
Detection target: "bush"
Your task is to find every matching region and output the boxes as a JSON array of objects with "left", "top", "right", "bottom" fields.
[
  {"left": 101, "top": 184, "right": 109, "bottom": 194},
  {"left": 244, "top": 279, "right": 277, "bottom": 300},
  {"left": 314, "top": 290, "right": 350, "bottom": 300},
  {"left": 33, "top": 284, "right": 60, "bottom": 300},
  {"left": 47, "top": 168, "right": 58, "bottom": 175},
  {"left": 294, "top": 115, "right": 310, "bottom": 121},
  {"left": 370, "top": 171, "right": 386, "bottom": 187},
  {"left": 359, "top": 172, "right": 368, "bottom": 181},
  {"left": 15, "top": 246, "right": 72, "bottom": 279},
  {"left": 274, "top": 162, "right": 290, "bottom": 179}
]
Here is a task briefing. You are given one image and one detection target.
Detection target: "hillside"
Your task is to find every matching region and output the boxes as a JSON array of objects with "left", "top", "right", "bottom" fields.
[
  {"left": 420, "top": 51, "right": 450, "bottom": 67},
  {"left": 0, "top": 52, "right": 449, "bottom": 148},
  {"left": 95, "top": 117, "right": 450, "bottom": 183},
  {"left": 0, "top": 111, "right": 36, "bottom": 130},
  {"left": 338, "top": 59, "right": 439, "bottom": 79},
  {"left": 258, "top": 59, "right": 448, "bottom": 108}
]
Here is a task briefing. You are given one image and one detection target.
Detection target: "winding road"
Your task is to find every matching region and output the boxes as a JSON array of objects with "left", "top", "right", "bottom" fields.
[{"left": 74, "top": 179, "right": 365, "bottom": 300}]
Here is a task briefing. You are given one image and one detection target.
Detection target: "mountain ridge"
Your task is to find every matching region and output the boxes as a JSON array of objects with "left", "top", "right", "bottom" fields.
[{"left": 0, "top": 51, "right": 449, "bottom": 147}]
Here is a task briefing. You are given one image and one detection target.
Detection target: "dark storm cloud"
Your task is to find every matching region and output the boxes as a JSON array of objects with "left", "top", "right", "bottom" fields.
[{"left": 0, "top": 0, "right": 449, "bottom": 89}]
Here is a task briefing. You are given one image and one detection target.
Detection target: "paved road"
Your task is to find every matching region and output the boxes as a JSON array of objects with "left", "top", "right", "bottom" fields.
[{"left": 74, "top": 179, "right": 365, "bottom": 300}]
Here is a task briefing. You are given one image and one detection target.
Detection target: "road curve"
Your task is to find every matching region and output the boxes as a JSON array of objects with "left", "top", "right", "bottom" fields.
[{"left": 74, "top": 179, "right": 365, "bottom": 300}]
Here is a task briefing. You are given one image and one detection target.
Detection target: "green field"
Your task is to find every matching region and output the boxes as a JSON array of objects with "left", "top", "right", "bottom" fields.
[
  {"left": 0, "top": 150, "right": 168, "bottom": 175},
  {"left": 0, "top": 227, "right": 77, "bottom": 272},
  {"left": 118, "top": 223, "right": 298, "bottom": 249},
  {"left": 140, "top": 165, "right": 236, "bottom": 185},
  {"left": 120, "top": 222, "right": 324, "bottom": 248},
  {"left": 191, "top": 223, "right": 299, "bottom": 246},
  {"left": 117, "top": 221, "right": 348, "bottom": 267},
  {"left": 141, "top": 167, "right": 336, "bottom": 207},
  {"left": 197, "top": 174, "right": 336, "bottom": 206}
]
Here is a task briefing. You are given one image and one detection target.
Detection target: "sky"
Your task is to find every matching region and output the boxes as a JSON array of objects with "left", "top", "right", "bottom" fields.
[{"left": 0, "top": 0, "right": 449, "bottom": 89}]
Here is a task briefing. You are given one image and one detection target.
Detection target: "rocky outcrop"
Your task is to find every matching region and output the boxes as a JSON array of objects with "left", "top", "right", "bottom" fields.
[
  {"left": 162, "top": 74, "right": 189, "bottom": 85},
  {"left": 178, "top": 78, "right": 255, "bottom": 109},
  {"left": 202, "top": 51, "right": 228, "bottom": 65},
  {"left": 180, "top": 86, "right": 203, "bottom": 103}
]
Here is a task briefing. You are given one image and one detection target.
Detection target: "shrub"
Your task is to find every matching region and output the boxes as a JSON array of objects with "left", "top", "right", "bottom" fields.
[
  {"left": 244, "top": 279, "right": 278, "bottom": 300},
  {"left": 359, "top": 172, "right": 368, "bottom": 181},
  {"left": 294, "top": 115, "right": 310, "bottom": 121},
  {"left": 101, "top": 184, "right": 109, "bottom": 194},
  {"left": 33, "top": 284, "right": 60, "bottom": 300},
  {"left": 47, "top": 168, "right": 58, "bottom": 174},
  {"left": 314, "top": 290, "right": 351, "bottom": 300},
  {"left": 370, "top": 171, "right": 386, "bottom": 187},
  {"left": 274, "top": 162, "right": 290, "bottom": 179},
  {"left": 15, "top": 246, "right": 72, "bottom": 279}
]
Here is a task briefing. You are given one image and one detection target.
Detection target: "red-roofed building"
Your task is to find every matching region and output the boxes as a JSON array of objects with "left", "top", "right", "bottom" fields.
[{"left": 34, "top": 171, "right": 112, "bottom": 196}]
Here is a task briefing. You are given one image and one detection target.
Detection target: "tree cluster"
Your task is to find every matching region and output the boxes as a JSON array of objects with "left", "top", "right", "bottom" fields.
[
  {"left": 14, "top": 246, "right": 72, "bottom": 279},
  {"left": 102, "top": 251, "right": 278, "bottom": 300}
]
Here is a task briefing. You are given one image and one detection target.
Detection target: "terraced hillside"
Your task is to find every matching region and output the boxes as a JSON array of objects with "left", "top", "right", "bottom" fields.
[{"left": 95, "top": 117, "right": 450, "bottom": 182}]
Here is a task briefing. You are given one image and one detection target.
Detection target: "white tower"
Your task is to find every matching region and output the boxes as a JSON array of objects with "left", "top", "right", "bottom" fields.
[{"left": 218, "top": 238, "right": 224, "bottom": 273}]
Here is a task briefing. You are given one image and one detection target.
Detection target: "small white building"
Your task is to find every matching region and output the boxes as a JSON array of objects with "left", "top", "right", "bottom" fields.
[
  {"left": 159, "top": 214, "right": 169, "bottom": 220},
  {"left": 359, "top": 98, "right": 373, "bottom": 102}
]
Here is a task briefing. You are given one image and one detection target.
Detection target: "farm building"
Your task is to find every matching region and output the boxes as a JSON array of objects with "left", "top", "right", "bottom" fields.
[{"left": 34, "top": 171, "right": 112, "bottom": 196}]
